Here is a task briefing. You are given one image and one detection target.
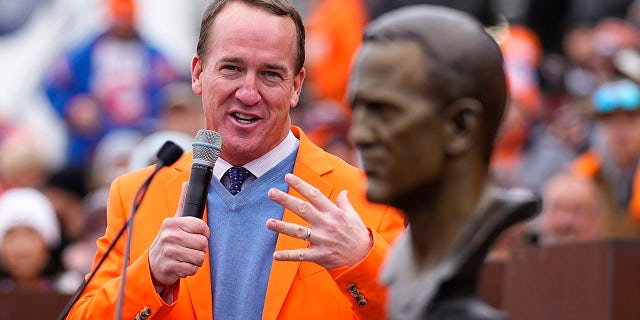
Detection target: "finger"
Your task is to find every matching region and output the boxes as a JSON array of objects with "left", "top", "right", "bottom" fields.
[
  {"left": 266, "top": 219, "right": 311, "bottom": 241},
  {"left": 175, "top": 182, "right": 189, "bottom": 217},
  {"left": 174, "top": 261, "right": 201, "bottom": 278},
  {"left": 268, "top": 188, "right": 320, "bottom": 224},
  {"left": 179, "top": 218, "right": 210, "bottom": 238},
  {"left": 161, "top": 217, "right": 210, "bottom": 241},
  {"left": 162, "top": 245, "right": 207, "bottom": 268},
  {"left": 285, "top": 174, "right": 336, "bottom": 212},
  {"left": 149, "top": 230, "right": 206, "bottom": 285},
  {"left": 177, "top": 231, "right": 209, "bottom": 252},
  {"left": 335, "top": 190, "right": 353, "bottom": 211},
  {"left": 156, "top": 258, "right": 201, "bottom": 284},
  {"left": 273, "top": 248, "right": 317, "bottom": 262}
]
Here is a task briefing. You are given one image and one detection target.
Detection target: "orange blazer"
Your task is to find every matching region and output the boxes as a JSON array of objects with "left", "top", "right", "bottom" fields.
[{"left": 68, "top": 127, "right": 406, "bottom": 320}]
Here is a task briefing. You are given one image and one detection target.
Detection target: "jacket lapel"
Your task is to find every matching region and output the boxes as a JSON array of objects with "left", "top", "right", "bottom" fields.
[
  {"left": 262, "top": 127, "right": 334, "bottom": 320},
  {"left": 185, "top": 249, "right": 213, "bottom": 320},
  {"left": 167, "top": 154, "right": 215, "bottom": 319}
]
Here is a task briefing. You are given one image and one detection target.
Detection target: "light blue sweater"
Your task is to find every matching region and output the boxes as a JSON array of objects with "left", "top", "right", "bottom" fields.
[{"left": 207, "top": 151, "right": 296, "bottom": 319}]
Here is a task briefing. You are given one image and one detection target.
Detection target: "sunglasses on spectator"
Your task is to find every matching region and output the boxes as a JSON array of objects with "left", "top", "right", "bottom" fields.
[{"left": 592, "top": 79, "right": 640, "bottom": 114}]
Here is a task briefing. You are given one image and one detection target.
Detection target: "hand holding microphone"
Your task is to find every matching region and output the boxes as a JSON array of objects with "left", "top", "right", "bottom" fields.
[
  {"left": 149, "top": 130, "right": 222, "bottom": 286},
  {"left": 148, "top": 182, "right": 211, "bottom": 286}
]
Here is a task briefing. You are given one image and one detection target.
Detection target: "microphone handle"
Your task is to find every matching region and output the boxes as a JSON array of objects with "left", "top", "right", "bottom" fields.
[{"left": 182, "top": 163, "right": 213, "bottom": 218}]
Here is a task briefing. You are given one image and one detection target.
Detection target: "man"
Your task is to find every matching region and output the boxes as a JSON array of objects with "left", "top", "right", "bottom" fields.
[
  {"left": 67, "top": 0, "right": 405, "bottom": 319},
  {"left": 571, "top": 77, "right": 640, "bottom": 237},
  {"left": 537, "top": 171, "right": 607, "bottom": 245},
  {"left": 44, "top": 0, "right": 175, "bottom": 167},
  {"left": 348, "top": 6, "right": 538, "bottom": 319}
]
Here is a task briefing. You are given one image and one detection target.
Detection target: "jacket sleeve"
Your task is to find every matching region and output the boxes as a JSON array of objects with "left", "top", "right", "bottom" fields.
[
  {"left": 66, "top": 177, "right": 179, "bottom": 319},
  {"left": 332, "top": 206, "right": 407, "bottom": 320}
]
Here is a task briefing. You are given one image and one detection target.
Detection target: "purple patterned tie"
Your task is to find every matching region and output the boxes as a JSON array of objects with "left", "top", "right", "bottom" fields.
[{"left": 227, "top": 166, "right": 250, "bottom": 195}]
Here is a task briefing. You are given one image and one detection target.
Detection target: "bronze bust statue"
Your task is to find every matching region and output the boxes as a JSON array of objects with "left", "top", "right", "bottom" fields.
[{"left": 348, "top": 5, "right": 540, "bottom": 319}]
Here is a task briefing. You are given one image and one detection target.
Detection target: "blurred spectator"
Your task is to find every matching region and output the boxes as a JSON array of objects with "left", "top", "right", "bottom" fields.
[
  {"left": 590, "top": 18, "right": 640, "bottom": 83},
  {"left": 518, "top": 103, "right": 592, "bottom": 192},
  {"left": 157, "top": 81, "right": 204, "bottom": 137},
  {"left": 537, "top": 171, "right": 608, "bottom": 245},
  {"left": 41, "top": 166, "right": 88, "bottom": 256},
  {"left": 304, "top": 0, "right": 367, "bottom": 114},
  {"left": 571, "top": 77, "right": 640, "bottom": 237},
  {"left": 0, "top": 188, "right": 61, "bottom": 292},
  {"left": 562, "top": 23, "right": 600, "bottom": 98},
  {"left": 626, "top": 0, "right": 640, "bottom": 27},
  {"left": 43, "top": 0, "right": 175, "bottom": 168},
  {"left": 563, "top": 18, "right": 640, "bottom": 98},
  {"left": 89, "top": 128, "right": 143, "bottom": 190},
  {"left": 0, "top": 126, "right": 48, "bottom": 192},
  {"left": 125, "top": 80, "right": 202, "bottom": 171},
  {"left": 491, "top": 25, "right": 544, "bottom": 187},
  {"left": 502, "top": 23, "right": 545, "bottom": 117},
  {"left": 297, "top": 99, "right": 357, "bottom": 166},
  {"left": 57, "top": 187, "right": 109, "bottom": 294}
]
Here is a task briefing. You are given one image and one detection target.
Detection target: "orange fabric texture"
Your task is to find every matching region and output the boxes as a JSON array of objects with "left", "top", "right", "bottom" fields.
[
  {"left": 632, "top": 168, "right": 640, "bottom": 221},
  {"left": 570, "top": 150, "right": 601, "bottom": 179},
  {"left": 67, "top": 127, "right": 406, "bottom": 320},
  {"left": 571, "top": 150, "right": 640, "bottom": 221},
  {"left": 304, "top": 0, "right": 368, "bottom": 113}
]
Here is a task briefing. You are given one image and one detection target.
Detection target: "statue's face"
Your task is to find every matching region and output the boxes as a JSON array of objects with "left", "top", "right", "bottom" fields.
[{"left": 349, "top": 40, "right": 446, "bottom": 206}]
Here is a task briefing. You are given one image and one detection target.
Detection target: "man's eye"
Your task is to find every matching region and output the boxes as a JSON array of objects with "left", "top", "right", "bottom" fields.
[
  {"left": 222, "top": 65, "right": 239, "bottom": 72},
  {"left": 264, "top": 71, "right": 281, "bottom": 78}
]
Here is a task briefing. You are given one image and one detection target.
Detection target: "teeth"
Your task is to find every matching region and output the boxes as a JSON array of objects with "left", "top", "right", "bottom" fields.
[
  {"left": 233, "top": 112, "right": 255, "bottom": 121},
  {"left": 233, "top": 112, "right": 255, "bottom": 123}
]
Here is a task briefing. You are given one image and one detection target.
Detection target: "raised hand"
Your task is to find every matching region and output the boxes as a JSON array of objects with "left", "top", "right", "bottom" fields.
[{"left": 266, "top": 173, "right": 373, "bottom": 269}]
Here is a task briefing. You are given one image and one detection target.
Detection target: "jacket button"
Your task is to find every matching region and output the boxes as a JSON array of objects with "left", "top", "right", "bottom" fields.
[
  {"left": 347, "top": 284, "right": 367, "bottom": 306},
  {"left": 135, "top": 306, "right": 152, "bottom": 320}
]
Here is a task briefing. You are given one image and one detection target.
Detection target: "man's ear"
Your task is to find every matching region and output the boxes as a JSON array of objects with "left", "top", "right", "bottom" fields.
[
  {"left": 443, "top": 98, "right": 482, "bottom": 156},
  {"left": 191, "top": 54, "right": 203, "bottom": 96}
]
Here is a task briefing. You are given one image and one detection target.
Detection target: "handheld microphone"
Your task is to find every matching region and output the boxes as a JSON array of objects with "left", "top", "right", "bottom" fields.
[
  {"left": 58, "top": 141, "right": 183, "bottom": 320},
  {"left": 182, "top": 129, "right": 222, "bottom": 218}
]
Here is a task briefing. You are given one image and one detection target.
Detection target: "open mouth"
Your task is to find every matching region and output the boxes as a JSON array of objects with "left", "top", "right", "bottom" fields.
[{"left": 232, "top": 112, "right": 259, "bottom": 124}]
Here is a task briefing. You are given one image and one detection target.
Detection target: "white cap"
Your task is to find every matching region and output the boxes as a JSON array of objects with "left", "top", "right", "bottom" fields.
[{"left": 0, "top": 188, "right": 60, "bottom": 248}]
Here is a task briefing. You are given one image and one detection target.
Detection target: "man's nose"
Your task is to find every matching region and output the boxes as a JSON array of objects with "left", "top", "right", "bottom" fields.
[{"left": 235, "top": 73, "right": 261, "bottom": 106}]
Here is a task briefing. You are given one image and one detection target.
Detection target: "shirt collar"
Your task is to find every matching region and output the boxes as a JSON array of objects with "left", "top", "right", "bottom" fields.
[{"left": 213, "top": 130, "right": 299, "bottom": 179}]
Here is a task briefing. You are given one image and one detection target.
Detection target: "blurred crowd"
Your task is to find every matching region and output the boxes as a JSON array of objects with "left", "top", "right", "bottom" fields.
[{"left": 1, "top": 0, "right": 640, "bottom": 296}]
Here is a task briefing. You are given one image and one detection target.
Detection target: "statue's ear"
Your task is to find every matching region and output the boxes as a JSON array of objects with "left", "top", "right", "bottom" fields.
[{"left": 443, "top": 98, "right": 482, "bottom": 156}]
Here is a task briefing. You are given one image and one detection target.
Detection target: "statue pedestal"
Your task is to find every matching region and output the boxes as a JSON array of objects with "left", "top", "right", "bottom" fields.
[
  {"left": 502, "top": 239, "right": 640, "bottom": 320},
  {"left": 479, "top": 260, "right": 506, "bottom": 309},
  {"left": 0, "top": 291, "right": 71, "bottom": 320}
]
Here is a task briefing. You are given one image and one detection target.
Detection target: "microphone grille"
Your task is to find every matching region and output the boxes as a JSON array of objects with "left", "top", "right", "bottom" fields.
[{"left": 192, "top": 130, "right": 222, "bottom": 166}]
